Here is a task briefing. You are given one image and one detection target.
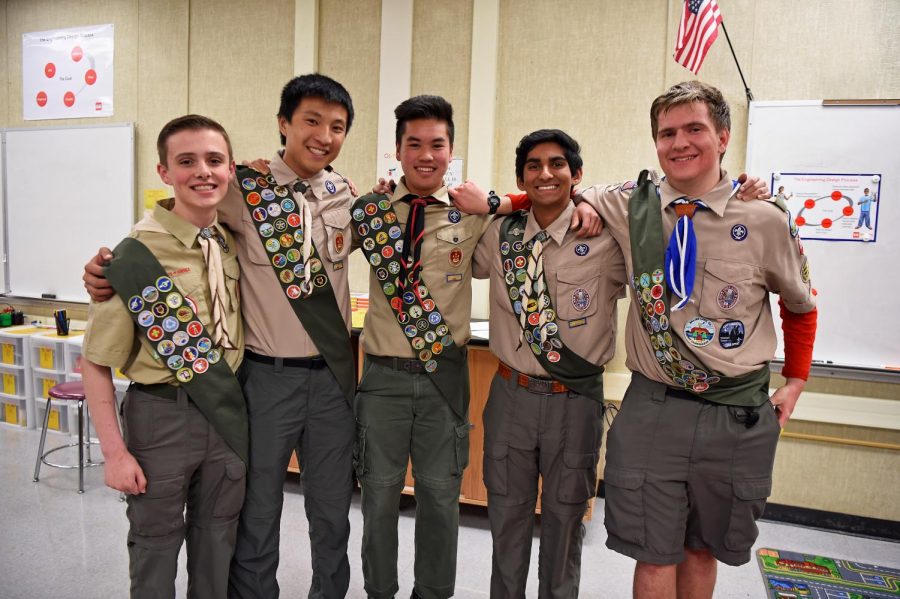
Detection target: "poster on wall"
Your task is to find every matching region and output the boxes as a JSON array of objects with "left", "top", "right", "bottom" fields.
[
  {"left": 22, "top": 24, "right": 114, "bottom": 120},
  {"left": 772, "top": 173, "right": 881, "bottom": 242}
]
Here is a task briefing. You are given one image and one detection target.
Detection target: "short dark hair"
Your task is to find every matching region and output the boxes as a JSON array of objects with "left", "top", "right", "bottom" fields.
[
  {"left": 650, "top": 80, "right": 731, "bottom": 139},
  {"left": 278, "top": 73, "right": 354, "bottom": 145},
  {"left": 394, "top": 95, "right": 454, "bottom": 146},
  {"left": 157, "top": 114, "right": 232, "bottom": 165},
  {"left": 515, "top": 129, "right": 583, "bottom": 181}
]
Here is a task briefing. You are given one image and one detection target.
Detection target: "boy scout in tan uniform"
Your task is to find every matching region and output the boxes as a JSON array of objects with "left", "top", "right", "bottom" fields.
[
  {"left": 82, "top": 115, "right": 246, "bottom": 599},
  {"left": 472, "top": 129, "right": 626, "bottom": 598},
  {"left": 580, "top": 81, "right": 817, "bottom": 599},
  {"left": 84, "top": 75, "right": 358, "bottom": 599}
]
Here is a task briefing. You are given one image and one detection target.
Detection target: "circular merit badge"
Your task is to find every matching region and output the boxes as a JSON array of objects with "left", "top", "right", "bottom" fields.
[
  {"left": 166, "top": 292, "right": 183, "bottom": 309},
  {"left": 187, "top": 321, "right": 203, "bottom": 337},
  {"left": 137, "top": 311, "right": 154, "bottom": 327},
  {"left": 167, "top": 355, "right": 184, "bottom": 370},
  {"left": 192, "top": 358, "right": 209, "bottom": 374},
  {"left": 684, "top": 317, "right": 715, "bottom": 347},
  {"left": 241, "top": 178, "right": 256, "bottom": 191},
  {"left": 173, "top": 331, "right": 189, "bottom": 346},
  {"left": 157, "top": 340, "right": 175, "bottom": 356},
  {"left": 127, "top": 296, "right": 144, "bottom": 313},
  {"left": 176, "top": 368, "right": 193, "bottom": 383},
  {"left": 141, "top": 286, "right": 159, "bottom": 302},
  {"left": 147, "top": 326, "right": 164, "bottom": 341}
]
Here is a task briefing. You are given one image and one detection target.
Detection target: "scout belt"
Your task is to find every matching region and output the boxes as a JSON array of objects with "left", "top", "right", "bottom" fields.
[
  {"left": 236, "top": 166, "right": 355, "bottom": 402},
  {"left": 105, "top": 237, "right": 248, "bottom": 463},
  {"left": 499, "top": 211, "right": 605, "bottom": 402},
  {"left": 352, "top": 193, "right": 469, "bottom": 417},
  {"left": 627, "top": 170, "right": 770, "bottom": 407}
]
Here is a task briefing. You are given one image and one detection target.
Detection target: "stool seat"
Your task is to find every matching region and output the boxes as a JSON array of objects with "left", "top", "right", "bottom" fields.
[{"left": 48, "top": 381, "right": 86, "bottom": 401}]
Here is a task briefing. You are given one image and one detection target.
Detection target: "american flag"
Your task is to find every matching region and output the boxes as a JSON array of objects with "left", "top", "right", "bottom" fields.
[{"left": 674, "top": 0, "right": 723, "bottom": 74}]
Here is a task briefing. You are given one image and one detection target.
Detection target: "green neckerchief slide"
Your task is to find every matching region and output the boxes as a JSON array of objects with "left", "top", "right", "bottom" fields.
[
  {"left": 628, "top": 170, "right": 770, "bottom": 407},
  {"left": 352, "top": 193, "right": 469, "bottom": 418},
  {"left": 105, "top": 237, "right": 248, "bottom": 462},
  {"left": 235, "top": 165, "right": 356, "bottom": 403},
  {"left": 499, "top": 211, "right": 605, "bottom": 402}
]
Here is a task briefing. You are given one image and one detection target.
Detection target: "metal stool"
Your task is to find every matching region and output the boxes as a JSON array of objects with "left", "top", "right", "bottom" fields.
[{"left": 32, "top": 381, "right": 103, "bottom": 493}]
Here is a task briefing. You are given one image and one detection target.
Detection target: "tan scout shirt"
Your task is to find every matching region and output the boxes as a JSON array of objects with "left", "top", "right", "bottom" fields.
[
  {"left": 581, "top": 171, "right": 816, "bottom": 385},
  {"left": 84, "top": 202, "right": 243, "bottom": 383},
  {"left": 218, "top": 153, "right": 353, "bottom": 357},
  {"left": 360, "top": 179, "right": 493, "bottom": 358},
  {"left": 473, "top": 202, "right": 627, "bottom": 377}
]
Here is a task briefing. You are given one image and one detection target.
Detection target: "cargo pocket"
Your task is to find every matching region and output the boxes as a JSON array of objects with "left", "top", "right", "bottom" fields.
[
  {"left": 452, "top": 422, "right": 471, "bottom": 476},
  {"left": 558, "top": 450, "right": 600, "bottom": 504},
  {"left": 723, "top": 478, "right": 771, "bottom": 553},
  {"left": 128, "top": 473, "right": 185, "bottom": 538},
  {"left": 353, "top": 422, "right": 368, "bottom": 478},
  {"left": 122, "top": 391, "right": 158, "bottom": 450},
  {"left": 482, "top": 441, "right": 508, "bottom": 496},
  {"left": 213, "top": 459, "right": 247, "bottom": 518},
  {"left": 603, "top": 467, "right": 646, "bottom": 546}
]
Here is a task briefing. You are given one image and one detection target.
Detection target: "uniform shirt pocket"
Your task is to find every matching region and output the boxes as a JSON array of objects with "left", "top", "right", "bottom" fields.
[
  {"left": 698, "top": 258, "right": 763, "bottom": 320},
  {"left": 556, "top": 265, "right": 602, "bottom": 321},
  {"left": 222, "top": 254, "right": 241, "bottom": 310},
  {"left": 241, "top": 208, "right": 272, "bottom": 266},
  {"left": 321, "top": 206, "right": 352, "bottom": 263},
  {"left": 435, "top": 226, "right": 474, "bottom": 272}
]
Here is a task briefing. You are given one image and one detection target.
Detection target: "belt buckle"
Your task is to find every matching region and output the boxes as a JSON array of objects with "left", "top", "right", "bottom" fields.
[
  {"left": 402, "top": 359, "right": 417, "bottom": 373},
  {"left": 527, "top": 377, "right": 553, "bottom": 395}
]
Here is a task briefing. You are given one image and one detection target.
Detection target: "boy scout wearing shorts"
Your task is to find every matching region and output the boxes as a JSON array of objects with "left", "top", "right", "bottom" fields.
[
  {"left": 84, "top": 75, "right": 358, "bottom": 599},
  {"left": 580, "top": 81, "right": 817, "bottom": 598},
  {"left": 82, "top": 115, "right": 247, "bottom": 599},
  {"left": 472, "top": 129, "right": 626, "bottom": 598}
]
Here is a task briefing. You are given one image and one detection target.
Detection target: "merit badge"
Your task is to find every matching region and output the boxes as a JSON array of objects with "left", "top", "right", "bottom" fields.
[
  {"left": 314, "top": 274, "right": 328, "bottom": 287},
  {"left": 422, "top": 299, "right": 436, "bottom": 312},
  {"left": 378, "top": 199, "right": 392, "bottom": 210},
  {"left": 287, "top": 214, "right": 302, "bottom": 228},
  {"left": 572, "top": 288, "right": 591, "bottom": 311},
  {"left": 286, "top": 249, "right": 302, "bottom": 263},
  {"left": 267, "top": 203, "right": 282, "bottom": 218},
  {"left": 186, "top": 321, "right": 203, "bottom": 337},
  {"left": 719, "top": 320, "right": 745, "bottom": 349},
  {"left": 274, "top": 185, "right": 288, "bottom": 198},
  {"left": 167, "top": 355, "right": 184, "bottom": 370},
  {"left": 410, "top": 305, "right": 423, "bottom": 319},
  {"left": 384, "top": 212, "right": 397, "bottom": 224},
  {"left": 353, "top": 208, "right": 365, "bottom": 221},
  {"left": 161, "top": 316, "right": 179, "bottom": 333},
  {"left": 261, "top": 189, "right": 276, "bottom": 202},
  {"left": 246, "top": 192, "right": 261, "bottom": 206},
  {"left": 371, "top": 217, "right": 383, "bottom": 230},
  {"left": 176, "top": 368, "right": 194, "bottom": 383},
  {"left": 389, "top": 225, "right": 402, "bottom": 239},
  {"left": 376, "top": 231, "right": 389, "bottom": 245},
  {"left": 640, "top": 273, "right": 651, "bottom": 288},
  {"left": 449, "top": 248, "right": 463, "bottom": 267},
  {"left": 182, "top": 346, "right": 199, "bottom": 362},
  {"left": 684, "top": 317, "right": 715, "bottom": 347},
  {"left": 731, "top": 224, "right": 748, "bottom": 241},
  {"left": 241, "top": 178, "right": 257, "bottom": 191},
  {"left": 127, "top": 296, "right": 144, "bottom": 313},
  {"left": 505, "top": 272, "right": 516, "bottom": 285},
  {"left": 280, "top": 233, "right": 294, "bottom": 248},
  {"left": 141, "top": 286, "right": 159, "bottom": 302},
  {"left": 425, "top": 360, "right": 438, "bottom": 373},
  {"left": 547, "top": 351, "right": 561, "bottom": 363},
  {"left": 280, "top": 270, "right": 295, "bottom": 284},
  {"left": 137, "top": 311, "right": 154, "bottom": 327},
  {"left": 265, "top": 239, "right": 280, "bottom": 253},
  {"left": 369, "top": 254, "right": 382, "bottom": 266},
  {"left": 286, "top": 285, "right": 301, "bottom": 299},
  {"left": 388, "top": 261, "right": 401, "bottom": 275},
  {"left": 432, "top": 342, "right": 443, "bottom": 354},
  {"left": 424, "top": 331, "right": 437, "bottom": 344},
  {"left": 157, "top": 340, "right": 175, "bottom": 356},
  {"left": 176, "top": 306, "right": 193, "bottom": 323},
  {"left": 503, "top": 259, "right": 513, "bottom": 272},
  {"left": 654, "top": 300, "right": 665, "bottom": 315},
  {"left": 717, "top": 285, "right": 739, "bottom": 310},
  {"left": 365, "top": 203, "right": 378, "bottom": 216},
  {"left": 512, "top": 241, "right": 524, "bottom": 252},
  {"left": 207, "top": 349, "right": 222, "bottom": 365},
  {"left": 652, "top": 269, "right": 664, "bottom": 284},
  {"left": 416, "top": 319, "right": 429, "bottom": 331},
  {"left": 173, "top": 331, "right": 189, "bottom": 346},
  {"left": 362, "top": 238, "right": 375, "bottom": 251},
  {"left": 193, "top": 358, "right": 209, "bottom": 374},
  {"left": 574, "top": 243, "right": 589, "bottom": 256},
  {"left": 147, "top": 326, "right": 164, "bottom": 342},
  {"left": 252, "top": 207, "right": 268, "bottom": 222},
  {"left": 281, "top": 199, "right": 295, "bottom": 212},
  {"left": 152, "top": 303, "right": 169, "bottom": 318},
  {"left": 651, "top": 284, "right": 664, "bottom": 300},
  {"left": 448, "top": 209, "right": 461, "bottom": 223},
  {"left": 259, "top": 223, "right": 274, "bottom": 238},
  {"left": 419, "top": 350, "right": 432, "bottom": 362},
  {"left": 273, "top": 218, "right": 287, "bottom": 232},
  {"left": 376, "top": 267, "right": 388, "bottom": 281},
  {"left": 272, "top": 254, "right": 287, "bottom": 268},
  {"left": 411, "top": 337, "right": 425, "bottom": 351},
  {"left": 166, "top": 293, "right": 183, "bottom": 309},
  {"left": 325, "top": 180, "right": 337, "bottom": 194},
  {"left": 500, "top": 241, "right": 510, "bottom": 255},
  {"left": 404, "top": 325, "right": 417, "bottom": 338},
  {"left": 514, "top": 256, "right": 526, "bottom": 269},
  {"left": 334, "top": 233, "right": 345, "bottom": 253},
  {"left": 156, "top": 276, "right": 173, "bottom": 292},
  {"left": 197, "top": 338, "right": 212, "bottom": 353}
]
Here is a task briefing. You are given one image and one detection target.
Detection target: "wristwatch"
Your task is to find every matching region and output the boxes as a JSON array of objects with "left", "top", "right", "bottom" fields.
[{"left": 487, "top": 190, "right": 502, "bottom": 215}]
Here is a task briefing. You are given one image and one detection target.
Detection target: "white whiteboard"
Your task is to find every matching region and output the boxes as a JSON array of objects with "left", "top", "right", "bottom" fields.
[
  {"left": 2, "top": 123, "right": 135, "bottom": 302},
  {"left": 746, "top": 101, "right": 899, "bottom": 371}
]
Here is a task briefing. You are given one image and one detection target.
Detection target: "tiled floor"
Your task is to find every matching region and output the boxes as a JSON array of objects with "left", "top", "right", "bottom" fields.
[{"left": 2, "top": 426, "right": 897, "bottom": 598}]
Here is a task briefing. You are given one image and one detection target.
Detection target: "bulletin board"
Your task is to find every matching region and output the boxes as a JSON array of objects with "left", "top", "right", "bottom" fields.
[
  {"left": 746, "top": 101, "right": 899, "bottom": 372},
  {"left": 1, "top": 123, "right": 135, "bottom": 302}
]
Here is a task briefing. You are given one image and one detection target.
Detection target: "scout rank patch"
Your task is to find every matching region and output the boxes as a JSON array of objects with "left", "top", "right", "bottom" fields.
[
  {"left": 631, "top": 270, "right": 721, "bottom": 392},
  {"left": 127, "top": 275, "right": 224, "bottom": 383},
  {"left": 239, "top": 173, "right": 334, "bottom": 300},
  {"left": 353, "top": 197, "right": 455, "bottom": 372}
]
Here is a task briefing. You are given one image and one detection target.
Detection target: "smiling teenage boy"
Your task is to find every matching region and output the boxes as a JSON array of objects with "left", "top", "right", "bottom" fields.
[
  {"left": 84, "top": 74, "right": 358, "bottom": 599},
  {"left": 580, "top": 81, "right": 817, "bottom": 599},
  {"left": 471, "top": 130, "right": 626, "bottom": 598},
  {"left": 82, "top": 114, "right": 246, "bottom": 599}
]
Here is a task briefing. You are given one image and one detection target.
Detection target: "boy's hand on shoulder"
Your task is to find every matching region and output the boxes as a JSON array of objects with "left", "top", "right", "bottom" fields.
[
  {"left": 104, "top": 449, "right": 147, "bottom": 495},
  {"left": 570, "top": 201, "right": 604, "bottom": 238},
  {"left": 448, "top": 180, "right": 489, "bottom": 214},
  {"left": 735, "top": 173, "right": 772, "bottom": 201},
  {"left": 83, "top": 248, "right": 115, "bottom": 302},
  {"left": 371, "top": 178, "right": 394, "bottom": 196},
  {"left": 241, "top": 158, "right": 271, "bottom": 174}
]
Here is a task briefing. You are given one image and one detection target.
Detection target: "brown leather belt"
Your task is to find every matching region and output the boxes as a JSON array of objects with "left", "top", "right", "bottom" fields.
[{"left": 498, "top": 362, "right": 568, "bottom": 395}]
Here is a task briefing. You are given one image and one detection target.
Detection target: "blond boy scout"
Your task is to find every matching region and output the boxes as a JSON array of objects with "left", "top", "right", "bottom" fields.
[
  {"left": 82, "top": 115, "right": 246, "bottom": 599},
  {"left": 580, "top": 81, "right": 817, "bottom": 599},
  {"left": 471, "top": 129, "right": 626, "bottom": 598}
]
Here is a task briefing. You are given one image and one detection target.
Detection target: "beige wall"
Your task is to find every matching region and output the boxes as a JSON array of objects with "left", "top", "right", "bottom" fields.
[{"left": 2, "top": 0, "right": 898, "bottom": 519}]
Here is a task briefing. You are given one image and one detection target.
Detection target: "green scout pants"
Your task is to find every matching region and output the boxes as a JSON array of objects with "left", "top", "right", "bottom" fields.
[
  {"left": 482, "top": 372, "right": 604, "bottom": 599},
  {"left": 354, "top": 357, "right": 471, "bottom": 599},
  {"left": 228, "top": 357, "right": 354, "bottom": 599},
  {"left": 123, "top": 386, "right": 246, "bottom": 599}
]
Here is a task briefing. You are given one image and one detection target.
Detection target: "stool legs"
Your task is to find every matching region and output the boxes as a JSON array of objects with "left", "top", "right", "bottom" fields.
[
  {"left": 77, "top": 399, "right": 85, "bottom": 494},
  {"left": 32, "top": 397, "right": 52, "bottom": 483}
]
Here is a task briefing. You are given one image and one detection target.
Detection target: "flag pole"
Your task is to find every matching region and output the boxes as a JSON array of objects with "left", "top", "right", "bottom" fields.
[{"left": 720, "top": 21, "right": 753, "bottom": 104}]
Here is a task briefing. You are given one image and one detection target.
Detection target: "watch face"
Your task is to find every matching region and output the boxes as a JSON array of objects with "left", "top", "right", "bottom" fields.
[{"left": 488, "top": 193, "right": 501, "bottom": 213}]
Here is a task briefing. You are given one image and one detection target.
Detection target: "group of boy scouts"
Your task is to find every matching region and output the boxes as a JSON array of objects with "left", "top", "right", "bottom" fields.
[{"left": 81, "top": 72, "right": 817, "bottom": 599}]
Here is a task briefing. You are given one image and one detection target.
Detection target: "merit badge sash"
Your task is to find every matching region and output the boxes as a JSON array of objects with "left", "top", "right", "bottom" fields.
[
  {"left": 105, "top": 237, "right": 248, "bottom": 463},
  {"left": 236, "top": 166, "right": 355, "bottom": 402},
  {"left": 628, "top": 170, "right": 770, "bottom": 406},
  {"left": 499, "top": 212, "right": 605, "bottom": 402},
  {"left": 352, "top": 193, "right": 469, "bottom": 418}
]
